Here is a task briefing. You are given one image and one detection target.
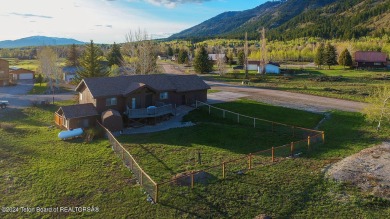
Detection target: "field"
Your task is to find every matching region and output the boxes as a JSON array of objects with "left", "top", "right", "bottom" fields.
[
  {"left": 1, "top": 99, "right": 390, "bottom": 218},
  {"left": 205, "top": 66, "right": 390, "bottom": 102}
]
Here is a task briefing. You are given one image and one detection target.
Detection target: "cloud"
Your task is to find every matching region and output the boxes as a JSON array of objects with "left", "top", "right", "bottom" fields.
[
  {"left": 145, "top": 0, "right": 211, "bottom": 8},
  {"left": 10, "top": 12, "right": 53, "bottom": 19}
]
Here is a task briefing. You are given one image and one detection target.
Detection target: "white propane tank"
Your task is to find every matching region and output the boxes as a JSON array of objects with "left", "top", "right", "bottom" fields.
[{"left": 58, "top": 128, "right": 83, "bottom": 140}]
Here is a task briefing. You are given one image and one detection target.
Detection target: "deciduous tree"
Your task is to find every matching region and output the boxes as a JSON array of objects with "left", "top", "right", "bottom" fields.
[
  {"left": 37, "top": 46, "right": 61, "bottom": 92},
  {"left": 364, "top": 86, "right": 390, "bottom": 131},
  {"left": 122, "top": 29, "right": 157, "bottom": 75}
]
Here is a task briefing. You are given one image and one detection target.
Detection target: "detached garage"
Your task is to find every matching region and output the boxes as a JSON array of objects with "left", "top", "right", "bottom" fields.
[{"left": 10, "top": 68, "right": 35, "bottom": 80}]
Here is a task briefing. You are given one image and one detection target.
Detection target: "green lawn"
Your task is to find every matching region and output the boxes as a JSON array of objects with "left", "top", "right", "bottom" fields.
[
  {"left": 205, "top": 67, "right": 390, "bottom": 102},
  {"left": 28, "top": 82, "right": 48, "bottom": 94},
  {"left": 1, "top": 100, "right": 389, "bottom": 218}
]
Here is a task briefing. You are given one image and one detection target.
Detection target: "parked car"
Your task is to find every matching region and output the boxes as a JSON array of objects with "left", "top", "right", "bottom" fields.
[
  {"left": 0, "top": 100, "right": 9, "bottom": 109},
  {"left": 233, "top": 65, "right": 243, "bottom": 70}
]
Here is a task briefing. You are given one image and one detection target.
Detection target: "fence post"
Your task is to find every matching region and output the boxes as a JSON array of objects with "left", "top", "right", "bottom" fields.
[
  {"left": 290, "top": 142, "right": 294, "bottom": 158},
  {"left": 322, "top": 131, "right": 325, "bottom": 144},
  {"left": 222, "top": 162, "right": 226, "bottom": 179},
  {"left": 248, "top": 153, "right": 252, "bottom": 170},
  {"left": 121, "top": 147, "right": 124, "bottom": 160},
  {"left": 209, "top": 105, "right": 211, "bottom": 114},
  {"left": 223, "top": 110, "right": 225, "bottom": 118},
  {"left": 155, "top": 184, "right": 159, "bottom": 203},
  {"left": 307, "top": 136, "right": 311, "bottom": 150},
  {"left": 272, "top": 147, "right": 275, "bottom": 162},
  {"left": 191, "top": 171, "right": 194, "bottom": 189},
  {"left": 237, "top": 114, "right": 240, "bottom": 123},
  {"left": 253, "top": 118, "right": 256, "bottom": 128},
  {"left": 140, "top": 171, "right": 143, "bottom": 185}
]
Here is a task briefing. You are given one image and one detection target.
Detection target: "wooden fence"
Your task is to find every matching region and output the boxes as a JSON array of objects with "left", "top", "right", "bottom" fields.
[{"left": 99, "top": 102, "right": 325, "bottom": 203}]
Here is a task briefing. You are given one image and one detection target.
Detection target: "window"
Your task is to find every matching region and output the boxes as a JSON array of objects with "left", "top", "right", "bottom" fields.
[
  {"left": 374, "top": 62, "right": 381, "bottom": 66},
  {"left": 160, "top": 92, "right": 168, "bottom": 100},
  {"left": 106, "top": 97, "right": 117, "bottom": 106},
  {"left": 79, "top": 93, "right": 83, "bottom": 101}
]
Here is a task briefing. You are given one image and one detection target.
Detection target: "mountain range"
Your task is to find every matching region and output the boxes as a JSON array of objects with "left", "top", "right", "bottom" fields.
[
  {"left": 170, "top": 0, "right": 390, "bottom": 40},
  {"left": 0, "top": 36, "right": 85, "bottom": 48}
]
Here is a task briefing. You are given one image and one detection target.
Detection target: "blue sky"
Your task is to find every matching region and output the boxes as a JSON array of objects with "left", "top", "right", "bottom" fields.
[{"left": 0, "top": 0, "right": 267, "bottom": 43}]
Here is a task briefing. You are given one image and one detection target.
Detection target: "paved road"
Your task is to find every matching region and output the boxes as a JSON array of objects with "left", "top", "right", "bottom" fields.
[
  {"left": 0, "top": 80, "right": 75, "bottom": 109},
  {"left": 159, "top": 64, "right": 367, "bottom": 113}
]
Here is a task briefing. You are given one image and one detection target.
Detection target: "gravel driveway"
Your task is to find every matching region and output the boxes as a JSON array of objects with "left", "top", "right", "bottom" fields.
[
  {"left": 206, "top": 81, "right": 367, "bottom": 113},
  {"left": 0, "top": 80, "right": 75, "bottom": 109}
]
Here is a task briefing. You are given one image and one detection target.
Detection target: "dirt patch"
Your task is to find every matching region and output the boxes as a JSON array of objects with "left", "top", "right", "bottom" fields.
[
  {"left": 170, "top": 170, "right": 215, "bottom": 186},
  {"left": 325, "top": 142, "right": 390, "bottom": 199}
]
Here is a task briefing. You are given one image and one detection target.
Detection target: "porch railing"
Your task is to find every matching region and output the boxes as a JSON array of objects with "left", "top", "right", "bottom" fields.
[{"left": 125, "top": 104, "right": 174, "bottom": 118}]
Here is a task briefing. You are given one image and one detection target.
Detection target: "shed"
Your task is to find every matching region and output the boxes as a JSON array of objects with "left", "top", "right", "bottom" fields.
[
  {"left": 102, "top": 109, "right": 123, "bottom": 132},
  {"left": 55, "top": 103, "right": 99, "bottom": 130}
]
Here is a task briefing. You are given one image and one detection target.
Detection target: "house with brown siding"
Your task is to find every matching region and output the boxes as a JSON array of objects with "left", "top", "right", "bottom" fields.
[
  {"left": 9, "top": 68, "right": 35, "bottom": 80},
  {"left": 354, "top": 51, "right": 388, "bottom": 69},
  {"left": 0, "top": 59, "right": 10, "bottom": 86},
  {"left": 55, "top": 74, "right": 210, "bottom": 130}
]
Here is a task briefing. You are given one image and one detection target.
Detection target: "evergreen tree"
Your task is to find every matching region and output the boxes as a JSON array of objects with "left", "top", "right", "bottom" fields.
[
  {"left": 325, "top": 43, "right": 338, "bottom": 69},
  {"left": 227, "top": 52, "right": 234, "bottom": 66},
  {"left": 107, "top": 42, "right": 123, "bottom": 67},
  {"left": 75, "top": 40, "right": 109, "bottom": 82},
  {"left": 167, "top": 46, "right": 174, "bottom": 56},
  {"left": 314, "top": 43, "right": 325, "bottom": 69},
  {"left": 338, "top": 48, "right": 353, "bottom": 69},
  {"left": 66, "top": 44, "right": 79, "bottom": 67},
  {"left": 237, "top": 50, "right": 245, "bottom": 66},
  {"left": 177, "top": 49, "right": 188, "bottom": 64},
  {"left": 193, "top": 46, "right": 213, "bottom": 74}
]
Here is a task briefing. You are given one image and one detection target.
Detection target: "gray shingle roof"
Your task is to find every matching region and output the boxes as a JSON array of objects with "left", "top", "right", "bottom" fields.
[
  {"left": 59, "top": 103, "right": 98, "bottom": 119},
  {"left": 76, "top": 74, "right": 210, "bottom": 98}
]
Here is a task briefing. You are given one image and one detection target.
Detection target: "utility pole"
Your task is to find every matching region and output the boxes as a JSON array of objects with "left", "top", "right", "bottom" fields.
[
  {"left": 260, "top": 27, "right": 267, "bottom": 74},
  {"left": 244, "top": 32, "right": 249, "bottom": 79}
]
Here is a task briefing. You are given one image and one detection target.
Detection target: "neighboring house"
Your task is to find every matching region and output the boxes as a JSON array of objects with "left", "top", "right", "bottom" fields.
[
  {"left": 354, "top": 51, "right": 388, "bottom": 68},
  {"left": 9, "top": 67, "right": 35, "bottom": 80},
  {"left": 55, "top": 103, "right": 99, "bottom": 130},
  {"left": 62, "top": 66, "right": 78, "bottom": 83},
  {"left": 208, "top": 54, "right": 226, "bottom": 63},
  {"left": 158, "top": 55, "right": 169, "bottom": 61},
  {"left": 245, "top": 61, "right": 281, "bottom": 74},
  {"left": 55, "top": 74, "right": 210, "bottom": 130},
  {"left": 0, "top": 59, "right": 9, "bottom": 86}
]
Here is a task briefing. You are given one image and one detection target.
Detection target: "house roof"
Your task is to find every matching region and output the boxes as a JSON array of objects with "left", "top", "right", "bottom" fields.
[
  {"left": 75, "top": 74, "right": 210, "bottom": 98},
  {"left": 9, "top": 68, "right": 35, "bottom": 74},
  {"left": 57, "top": 103, "right": 98, "bottom": 119},
  {"left": 354, "top": 51, "right": 387, "bottom": 62},
  {"left": 208, "top": 54, "right": 225, "bottom": 61},
  {"left": 62, "top": 66, "right": 78, "bottom": 74}
]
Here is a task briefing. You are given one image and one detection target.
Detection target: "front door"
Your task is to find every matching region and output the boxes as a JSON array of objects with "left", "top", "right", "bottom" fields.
[{"left": 145, "top": 94, "right": 153, "bottom": 107}]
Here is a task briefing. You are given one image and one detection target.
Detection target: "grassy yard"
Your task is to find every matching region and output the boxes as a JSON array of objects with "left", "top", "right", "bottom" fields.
[
  {"left": 1, "top": 99, "right": 389, "bottom": 218},
  {"left": 28, "top": 82, "right": 48, "bottom": 94},
  {"left": 205, "top": 67, "right": 390, "bottom": 102}
]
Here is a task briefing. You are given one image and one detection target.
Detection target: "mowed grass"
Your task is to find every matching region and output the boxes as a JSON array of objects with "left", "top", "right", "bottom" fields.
[
  {"left": 28, "top": 82, "right": 48, "bottom": 94},
  {"left": 205, "top": 67, "right": 390, "bottom": 102},
  {"left": 1, "top": 99, "right": 390, "bottom": 218}
]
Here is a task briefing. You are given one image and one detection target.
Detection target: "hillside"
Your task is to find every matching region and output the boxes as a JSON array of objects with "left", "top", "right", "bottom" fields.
[
  {"left": 170, "top": 0, "right": 390, "bottom": 40},
  {"left": 0, "top": 36, "right": 85, "bottom": 48}
]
